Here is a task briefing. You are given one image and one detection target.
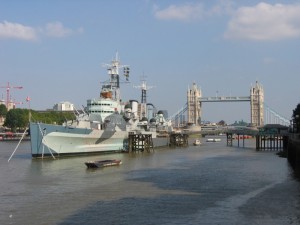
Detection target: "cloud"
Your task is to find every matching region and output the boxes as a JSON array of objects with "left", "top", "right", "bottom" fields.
[
  {"left": 0, "top": 20, "right": 83, "bottom": 41},
  {"left": 44, "top": 22, "right": 73, "bottom": 38},
  {"left": 0, "top": 21, "right": 37, "bottom": 41},
  {"left": 224, "top": 2, "right": 300, "bottom": 41},
  {"left": 153, "top": 1, "right": 234, "bottom": 22},
  {"left": 43, "top": 22, "right": 83, "bottom": 38},
  {"left": 154, "top": 3, "right": 205, "bottom": 21}
]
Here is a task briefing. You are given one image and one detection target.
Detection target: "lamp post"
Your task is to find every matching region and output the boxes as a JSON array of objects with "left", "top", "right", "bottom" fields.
[
  {"left": 296, "top": 115, "right": 299, "bottom": 133},
  {"left": 26, "top": 96, "right": 31, "bottom": 122},
  {"left": 290, "top": 119, "right": 293, "bottom": 133}
]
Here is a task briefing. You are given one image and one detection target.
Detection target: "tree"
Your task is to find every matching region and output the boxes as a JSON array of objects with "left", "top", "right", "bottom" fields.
[
  {"left": 30, "top": 110, "right": 75, "bottom": 124},
  {"left": 0, "top": 104, "right": 7, "bottom": 117},
  {"left": 3, "top": 108, "right": 76, "bottom": 131},
  {"left": 232, "top": 120, "right": 248, "bottom": 126},
  {"left": 217, "top": 120, "right": 226, "bottom": 126},
  {"left": 292, "top": 103, "right": 300, "bottom": 132},
  {"left": 4, "top": 108, "right": 29, "bottom": 132}
]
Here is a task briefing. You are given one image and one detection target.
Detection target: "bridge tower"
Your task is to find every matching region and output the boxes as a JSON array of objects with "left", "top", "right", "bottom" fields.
[
  {"left": 250, "top": 81, "right": 264, "bottom": 126},
  {"left": 187, "top": 83, "right": 201, "bottom": 125}
]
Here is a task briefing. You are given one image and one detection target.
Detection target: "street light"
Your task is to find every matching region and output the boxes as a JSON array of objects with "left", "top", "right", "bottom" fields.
[
  {"left": 290, "top": 119, "right": 293, "bottom": 133},
  {"left": 296, "top": 115, "right": 299, "bottom": 133}
]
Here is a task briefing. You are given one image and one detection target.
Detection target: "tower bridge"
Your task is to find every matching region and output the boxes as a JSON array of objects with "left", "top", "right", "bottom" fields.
[
  {"left": 187, "top": 81, "right": 264, "bottom": 127},
  {"left": 171, "top": 81, "right": 289, "bottom": 128}
]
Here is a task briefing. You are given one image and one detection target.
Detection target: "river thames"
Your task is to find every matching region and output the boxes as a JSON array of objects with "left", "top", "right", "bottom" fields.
[{"left": 1, "top": 138, "right": 300, "bottom": 225}]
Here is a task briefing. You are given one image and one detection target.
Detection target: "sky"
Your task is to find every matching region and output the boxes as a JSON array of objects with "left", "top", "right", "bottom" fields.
[{"left": 0, "top": 0, "right": 299, "bottom": 124}]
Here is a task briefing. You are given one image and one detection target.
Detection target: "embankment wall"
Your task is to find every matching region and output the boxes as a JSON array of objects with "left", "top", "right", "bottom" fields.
[{"left": 288, "top": 134, "right": 300, "bottom": 169}]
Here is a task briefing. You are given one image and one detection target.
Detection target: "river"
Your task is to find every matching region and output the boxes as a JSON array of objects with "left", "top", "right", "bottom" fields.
[{"left": 1, "top": 138, "right": 300, "bottom": 225}]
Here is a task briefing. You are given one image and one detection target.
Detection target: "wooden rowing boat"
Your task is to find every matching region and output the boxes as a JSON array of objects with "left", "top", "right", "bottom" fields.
[{"left": 85, "top": 159, "right": 122, "bottom": 168}]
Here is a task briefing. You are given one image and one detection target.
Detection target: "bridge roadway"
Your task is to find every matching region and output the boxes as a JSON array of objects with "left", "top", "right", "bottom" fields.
[{"left": 199, "top": 96, "right": 251, "bottom": 102}]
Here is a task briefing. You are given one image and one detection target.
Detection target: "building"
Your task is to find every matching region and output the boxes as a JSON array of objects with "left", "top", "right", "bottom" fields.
[
  {"left": 53, "top": 101, "right": 74, "bottom": 111},
  {"left": 0, "top": 99, "right": 15, "bottom": 111}
]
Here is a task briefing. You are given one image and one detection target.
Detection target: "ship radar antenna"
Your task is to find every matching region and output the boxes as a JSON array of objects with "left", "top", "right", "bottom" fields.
[
  {"left": 101, "top": 53, "right": 130, "bottom": 101},
  {"left": 133, "top": 75, "right": 155, "bottom": 104}
]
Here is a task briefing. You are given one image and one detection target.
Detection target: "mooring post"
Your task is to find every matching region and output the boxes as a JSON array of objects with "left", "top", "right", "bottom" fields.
[
  {"left": 256, "top": 135, "right": 259, "bottom": 150},
  {"left": 226, "top": 133, "right": 232, "bottom": 147},
  {"left": 242, "top": 135, "right": 245, "bottom": 148}
]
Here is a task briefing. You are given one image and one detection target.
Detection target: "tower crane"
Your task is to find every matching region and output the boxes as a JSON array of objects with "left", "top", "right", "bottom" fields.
[
  {"left": 0, "top": 82, "right": 23, "bottom": 109},
  {"left": 13, "top": 101, "right": 23, "bottom": 109}
]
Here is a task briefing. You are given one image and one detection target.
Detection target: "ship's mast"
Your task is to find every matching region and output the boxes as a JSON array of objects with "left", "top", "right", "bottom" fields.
[
  {"left": 134, "top": 76, "right": 154, "bottom": 118},
  {"left": 134, "top": 77, "right": 154, "bottom": 104},
  {"left": 103, "top": 52, "right": 130, "bottom": 101}
]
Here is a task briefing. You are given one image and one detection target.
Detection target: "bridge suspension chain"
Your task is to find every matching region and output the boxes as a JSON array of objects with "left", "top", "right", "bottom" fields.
[
  {"left": 169, "top": 103, "right": 188, "bottom": 127},
  {"left": 264, "top": 104, "right": 290, "bottom": 126}
]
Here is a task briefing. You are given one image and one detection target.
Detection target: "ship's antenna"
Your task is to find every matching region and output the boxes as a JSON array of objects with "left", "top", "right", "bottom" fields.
[
  {"left": 102, "top": 53, "right": 130, "bottom": 102},
  {"left": 116, "top": 51, "right": 119, "bottom": 61},
  {"left": 134, "top": 75, "right": 155, "bottom": 103}
]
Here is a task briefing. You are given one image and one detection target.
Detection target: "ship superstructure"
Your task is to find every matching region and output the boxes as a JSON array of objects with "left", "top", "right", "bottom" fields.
[{"left": 86, "top": 53, "right": 129, "bottom": 122}]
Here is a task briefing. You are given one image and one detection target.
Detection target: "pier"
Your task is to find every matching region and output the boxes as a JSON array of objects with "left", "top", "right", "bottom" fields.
[
  {"left": 0, "top": 132, "right": 30, "bottom": 141},
  {"left": 255, "top": 124, "right": 289, "bottom": 151},
  {"left": 226, "top": 124, "right": 289, "bottom": 151},
  {"left": 255, "top": 135, "right": 288, "bottom": 151},
  {"left": 169, "top": 133, "right": 189, "bottom": 147},
  {"left": 226, "top": 131, "right": 257, "bottom": 148},
  {"left": 128, "top": 132, "right": 154, "bottom": 152}
]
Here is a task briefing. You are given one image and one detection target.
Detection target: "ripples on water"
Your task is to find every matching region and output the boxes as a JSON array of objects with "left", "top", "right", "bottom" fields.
[{"left": 1, "top": 139, "right": 300, "bottom": 225}]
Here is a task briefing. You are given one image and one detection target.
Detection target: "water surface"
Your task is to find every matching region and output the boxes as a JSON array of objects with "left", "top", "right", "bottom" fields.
[{"left": 1, "top": 139, "right": 299, "bottom": 225}]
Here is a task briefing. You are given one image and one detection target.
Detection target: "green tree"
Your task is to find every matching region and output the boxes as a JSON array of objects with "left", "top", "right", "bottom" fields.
[
  {"left": 4, "top": 108, "right": 29, "bottom": 132},
  {"left": 3, "top": 108, "right": 76, "bottom": 131},
  {"left": 292, "top": 103, "right": 300, "bottom": 132},
  {"left": 30, "top": 110, "right": 75, "bottom": 125},
  {"left": 232, "top": 120, "right": 248, "bottom": 126},
  {"left": 217, "top": 120, "right": 226, "bottom": 126},
  {"left": 0, "top": 104, "right": 7, "bottom": 117}
]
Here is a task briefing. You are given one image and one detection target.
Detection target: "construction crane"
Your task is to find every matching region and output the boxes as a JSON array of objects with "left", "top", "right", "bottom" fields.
[
  {"left": 13, "top": 101, "right": 23, "bottom": 109},
  {"left": 0, "top": 82, "right": 23, "bottom": 109}
]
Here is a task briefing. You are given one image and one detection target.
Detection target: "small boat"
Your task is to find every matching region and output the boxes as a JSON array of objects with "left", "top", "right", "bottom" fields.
[
  {"left": 193, "top": 139, "right": 201, "bottom": 146},
  {"left": 85, "top": 159, "right": 122, "bottom": 168},
  {"left": 206, "top": 138, "right": 221, "bottom": 142}
]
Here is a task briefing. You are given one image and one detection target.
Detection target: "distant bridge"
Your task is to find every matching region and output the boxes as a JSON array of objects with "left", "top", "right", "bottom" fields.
[
  {"left": 169, "top": 81, "right": 290, "bottom": 128},
  {"left": 170, "top": 102, "right": 290, "bottom": 127}
]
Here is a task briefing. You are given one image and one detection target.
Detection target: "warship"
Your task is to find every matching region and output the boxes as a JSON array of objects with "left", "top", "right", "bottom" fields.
[{"left": 29, "top": 53, "right": 172, "bottom": 158}]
